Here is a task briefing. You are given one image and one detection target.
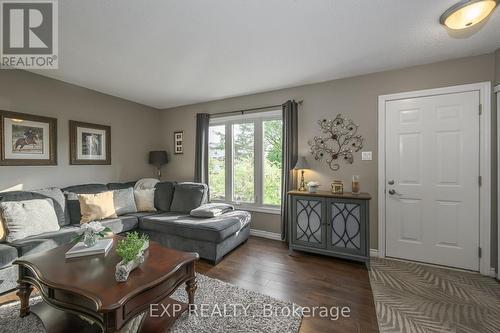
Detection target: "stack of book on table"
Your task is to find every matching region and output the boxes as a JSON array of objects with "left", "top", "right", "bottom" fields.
[{"left": 65, "top": 238, "right": 113, "bottom": 259}]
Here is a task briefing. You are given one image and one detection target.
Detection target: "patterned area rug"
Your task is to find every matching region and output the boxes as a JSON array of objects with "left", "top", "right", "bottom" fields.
[
  {"left": 369, "top": 258, "right": 500, "bottom": 333},
  {"left": 0, "top": 274, "right": 302, "bottom": 333}
]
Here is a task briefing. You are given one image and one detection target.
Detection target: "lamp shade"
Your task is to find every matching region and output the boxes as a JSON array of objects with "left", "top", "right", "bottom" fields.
[
  {"left": 149, "top": 151, "right": 168, "bottom": 166},
  {"left": 440, "top": 0, "right": 497, "bottom": 30},
  {"left": 293, "top": 156, "right": 310, "bottom": 170}
]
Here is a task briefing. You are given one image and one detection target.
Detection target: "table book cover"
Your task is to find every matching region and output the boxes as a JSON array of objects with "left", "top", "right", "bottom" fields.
[{"left": 65, "top": 238, "right": 113, "bottom": 259}]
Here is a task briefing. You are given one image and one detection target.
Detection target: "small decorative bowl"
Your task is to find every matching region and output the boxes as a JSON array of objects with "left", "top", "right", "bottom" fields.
[{"left": 308, "top": 185, "right": 319, "bottom": 193}]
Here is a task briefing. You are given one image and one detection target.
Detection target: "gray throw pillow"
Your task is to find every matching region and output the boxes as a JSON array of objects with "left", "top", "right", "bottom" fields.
[
  {"left": 0, "top": 187, "right": 67, "bottom": 226},
  {"left": 113, "top": 188, "right": 137, "bottom": 215},
  {"left": 190, "top": 203, "right": 234, "bottom": 217},
  {"left": 0, "top": 198, "right": 60, "bottom": 242}
]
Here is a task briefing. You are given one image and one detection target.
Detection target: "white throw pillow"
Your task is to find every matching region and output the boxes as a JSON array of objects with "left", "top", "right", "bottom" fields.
[
  {"left": 134, "top": 189, "right": 156, "bottom": 212},
  {"left": 0, "top": 198, "right": 60, "bottom": 242}
]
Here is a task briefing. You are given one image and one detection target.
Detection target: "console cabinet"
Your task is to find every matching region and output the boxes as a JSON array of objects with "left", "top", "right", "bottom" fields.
[{"left": 288, "top": 190, "right": 371, "bottom": 266}]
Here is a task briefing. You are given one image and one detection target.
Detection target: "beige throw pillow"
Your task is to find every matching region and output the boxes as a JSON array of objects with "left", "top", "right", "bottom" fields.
[
  {"left": 78, "top": 191, "right": 117, "bottom": 224},
  {"left": 134, "top": 189, "right": 156, "bottom": 212},
  {"left": 0, "top": 212, "right": 7, "bottom": 242}
]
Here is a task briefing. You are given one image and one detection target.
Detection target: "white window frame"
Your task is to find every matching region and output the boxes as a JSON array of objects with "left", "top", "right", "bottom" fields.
[{"left": 209, "top": 110, "right": 282, "bottom": 214}]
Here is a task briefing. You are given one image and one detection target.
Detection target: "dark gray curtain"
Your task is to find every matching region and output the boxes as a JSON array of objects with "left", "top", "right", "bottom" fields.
[
  {"left": 194, "top": 113, "right": 210, "bottom": 184},
  {"left": 280, "top": 100, "right": 298, "bottom": 242}
]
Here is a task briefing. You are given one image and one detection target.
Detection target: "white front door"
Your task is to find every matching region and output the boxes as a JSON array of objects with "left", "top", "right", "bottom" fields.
[{"left": 385, "top": 91, "right": 480, "bottom": 271}]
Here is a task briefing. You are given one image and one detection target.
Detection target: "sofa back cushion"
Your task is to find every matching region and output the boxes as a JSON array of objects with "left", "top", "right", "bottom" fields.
[
  {"left": 63, "top": 184, "right": 108, "bottom": 224},
  {"left": 106, "top": 181, "right": 136, "bottom": 190},
  {"left": 154, "top": 181, "right": 175, "bottom": 212},
  {"left": 0, "top": 187, "right": 67, "bottom": 226},
  {"left": 0, "top": 198, "right": 60, "bottom": 242},
  {"left": 170, "top": 182, "right": 208, "bottom": 213}
]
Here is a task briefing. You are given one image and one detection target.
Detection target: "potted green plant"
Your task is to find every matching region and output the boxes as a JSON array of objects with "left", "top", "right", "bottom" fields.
[{"left": 115, "top": 232, "right": 149, "bottom": 282}]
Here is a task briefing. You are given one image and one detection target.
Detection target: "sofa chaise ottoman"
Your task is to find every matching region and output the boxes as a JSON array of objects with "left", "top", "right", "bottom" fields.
[{"left": 0, "top": 181, "right": 251, "bottom": 294}]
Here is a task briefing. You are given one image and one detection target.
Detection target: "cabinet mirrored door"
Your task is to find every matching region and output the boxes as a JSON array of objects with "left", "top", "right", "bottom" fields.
[
  {"left": 291, "top": 196, "right": 326, "bottom": 248},
  {"left": 327, "top": 199, "right": 366, "bottom": 256}
]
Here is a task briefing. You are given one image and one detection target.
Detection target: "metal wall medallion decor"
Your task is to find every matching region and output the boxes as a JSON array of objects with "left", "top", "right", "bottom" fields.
[{"left": 308, "top": 114, "right": 364, "bottom": 171}]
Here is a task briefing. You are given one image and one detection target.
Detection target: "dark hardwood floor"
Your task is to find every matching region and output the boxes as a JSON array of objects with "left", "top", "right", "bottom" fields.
[
  {"left": 198, "top": 237, "right": 378, "bottom": 332},
  {"left": 0, "top": 236, "right": 379, "bottom": 332}
]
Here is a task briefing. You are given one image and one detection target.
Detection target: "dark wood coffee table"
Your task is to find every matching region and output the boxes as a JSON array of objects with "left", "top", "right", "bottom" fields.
[{"left": 13, "top": 236, "right": 199, "bottom": 333}]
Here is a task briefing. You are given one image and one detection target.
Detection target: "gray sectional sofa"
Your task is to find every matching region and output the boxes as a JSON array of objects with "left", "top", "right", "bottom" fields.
[{"left": 0, "top": 181, "right": 251, "bottom": 294}]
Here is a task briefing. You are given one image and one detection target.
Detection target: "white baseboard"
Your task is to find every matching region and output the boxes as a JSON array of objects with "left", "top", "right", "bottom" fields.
[
  {"left": 370, "top": 249, "right": 379, "bottom": 257},
  {"left": 489, "top": 267, "right": 496, "bottom": 278},
  {"left": 250, "top": 229, "right": 281, "bottom": 241}
]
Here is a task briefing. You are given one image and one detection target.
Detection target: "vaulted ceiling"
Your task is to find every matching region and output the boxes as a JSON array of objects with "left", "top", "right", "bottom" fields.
[{"left": 31, "top": 0, "right": 500, "bottom": 108}]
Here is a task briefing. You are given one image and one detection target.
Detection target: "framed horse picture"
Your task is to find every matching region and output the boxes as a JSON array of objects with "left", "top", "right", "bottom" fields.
[
  {"left": 70, "top": 121, "right": 111, "bottom": 165},
  {"left": 0, "top": 110, "right": 57, "bottom": 166}
]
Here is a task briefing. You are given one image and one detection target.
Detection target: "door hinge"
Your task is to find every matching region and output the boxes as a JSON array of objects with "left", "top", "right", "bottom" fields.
[
  {"left": 478, "top": 176, "right": 482, "bottom": 186},
  {"left": 478, "top": 247, "right": 482, "bottom": 258},
  {"left": 479, "top": 104, "right": 482, "bottom": 115}
]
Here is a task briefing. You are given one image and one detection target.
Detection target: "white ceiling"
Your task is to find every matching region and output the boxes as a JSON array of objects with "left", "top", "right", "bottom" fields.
[{"left": 31, "top": 0, "right": 500, "bottom": 109}]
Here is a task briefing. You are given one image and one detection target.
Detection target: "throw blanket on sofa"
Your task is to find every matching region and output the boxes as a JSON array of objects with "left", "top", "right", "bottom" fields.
[
  {"left": 134, "top": 178, "right": 159, "bottom": 190},
  {"left": 190, "top": 203, "right": 234, "bottom": 218}
]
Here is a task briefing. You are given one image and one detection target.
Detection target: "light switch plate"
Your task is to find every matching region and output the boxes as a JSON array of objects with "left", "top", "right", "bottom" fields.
[{"left": 361, "top": 151, "right": 372, "bottom": 161}]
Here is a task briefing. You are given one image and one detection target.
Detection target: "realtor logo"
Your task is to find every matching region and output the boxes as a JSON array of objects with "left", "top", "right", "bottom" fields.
[{"left": 1, "top": 0, "right": 58, "bottom": 69}]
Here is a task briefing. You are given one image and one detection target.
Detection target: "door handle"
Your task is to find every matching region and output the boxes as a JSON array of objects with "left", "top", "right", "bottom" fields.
[{"left": 388, "top": 189, "right": 402, "bottom": 196}]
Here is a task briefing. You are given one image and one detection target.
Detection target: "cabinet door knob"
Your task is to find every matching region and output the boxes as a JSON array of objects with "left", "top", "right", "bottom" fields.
[{"left": 388, "top": 180, "right": 395, "bottom": 185}]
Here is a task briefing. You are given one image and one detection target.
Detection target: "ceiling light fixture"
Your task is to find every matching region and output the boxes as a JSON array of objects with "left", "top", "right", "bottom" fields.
[{"left": 440, "top": 0, "right": 498, "bottom": 29}]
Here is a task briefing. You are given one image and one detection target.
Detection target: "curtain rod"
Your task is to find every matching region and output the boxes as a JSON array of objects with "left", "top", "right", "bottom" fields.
[{"left": 209, "top": 100, "right": 303, "bottom": 118}]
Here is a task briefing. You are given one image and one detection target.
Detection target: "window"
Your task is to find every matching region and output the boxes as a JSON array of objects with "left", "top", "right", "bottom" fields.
[
  {"left": 208, "top": 125, "right": 225, "bottom": 200},
  {"left": 208, "top": 110, "right": 283, "bottom": 211}
]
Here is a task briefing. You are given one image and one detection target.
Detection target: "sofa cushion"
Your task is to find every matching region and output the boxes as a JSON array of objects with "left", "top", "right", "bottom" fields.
[
  {"left": 154, "top": 181, "right": 175, "bottom": 212},
  {"left": 0, "top": 187, "right": 68, "bottom": 226},
  {"left": 1, "top": 198, "right": 60, "bottom": 242},
  {"left": 113, "top": 188, "right": 137, "bottom": 215},
  {"left": 100, "top": 216, "right": 138, "bottom": 234},
  {"left": 63, "top": 184, "right": 108, "bottom": 224},
  {"left": 138, "top": 210, "right": 251, "bottom": 243},
  {"left": 170, "top": 183, "right": 208, "bottom": 213},
  {"left": 11, "top": 226, "right": 80, "bottom": 257},
  {"left": 107, "top": 181, "right": 136, "bottom": 190},
  {"left": 0, "top": 244, "right": 18, "bottom": 268},
  {"left": 124, "top": 212, "right": 161, "bottom": 219}
]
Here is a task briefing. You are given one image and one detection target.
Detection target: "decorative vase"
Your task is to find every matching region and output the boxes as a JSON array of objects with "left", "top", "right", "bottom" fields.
[
  {"left": 115, "top": 255, "right": 145, "bottom": 282},
  {"left": 115, "top": 240, "right": 149, "bottom": 282},
  {"left": 83, "top": 231, "right": 97, "bottom": 248}
]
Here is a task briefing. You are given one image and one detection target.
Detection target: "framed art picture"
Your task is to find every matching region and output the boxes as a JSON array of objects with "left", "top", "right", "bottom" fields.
[
  {"left": 70, "top": 121, "right": 111, "bottom": 165},
  {"left": 174, "top": 131, "right": 183, "bottom": 154},
  {"left": 0, "top": 110, "right": 57, "bottom": 166}
]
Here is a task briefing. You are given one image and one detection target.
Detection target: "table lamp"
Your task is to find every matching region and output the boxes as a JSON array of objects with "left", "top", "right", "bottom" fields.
[
  {"left": 293, "top": 156, "right": 310, "bottom": 191},
  {"left": 149, "top": 151, "right": 168, "bottom": 179}
]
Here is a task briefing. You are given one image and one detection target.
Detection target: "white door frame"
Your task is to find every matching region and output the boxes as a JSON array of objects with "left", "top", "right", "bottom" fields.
[
  {"left": 378, "top": 82, "right": 492, "bottom": 275},
  {"left": 496, "top": 83, "right": 500, "bottom": 280}
]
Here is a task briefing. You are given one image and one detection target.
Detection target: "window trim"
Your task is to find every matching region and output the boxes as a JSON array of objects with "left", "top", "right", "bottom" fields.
[{"left": 209, "top": 110, "right": 282, "bottom": 210}]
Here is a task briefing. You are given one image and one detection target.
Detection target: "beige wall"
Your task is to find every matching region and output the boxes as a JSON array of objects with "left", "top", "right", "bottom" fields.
[
  {"left": 160, "top": 54, "right": 496, "bottom": 256},
  {"left": 0, "top": 70, "right": 162, "bottom": 191},
  {"left": 495, "top": 48, "right": 500, "bottom": 84}
]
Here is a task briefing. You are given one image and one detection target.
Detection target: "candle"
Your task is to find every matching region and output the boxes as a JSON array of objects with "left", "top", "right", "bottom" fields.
[{"left": 352, "top": 175, "right": 360, "bottom": 194}]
